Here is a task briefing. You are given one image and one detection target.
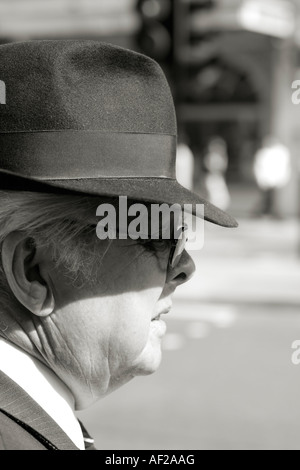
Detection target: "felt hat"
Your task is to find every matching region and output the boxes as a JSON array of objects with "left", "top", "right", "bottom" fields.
[{"left": 0, "top": 40, "right": 237, "bottom": 228}]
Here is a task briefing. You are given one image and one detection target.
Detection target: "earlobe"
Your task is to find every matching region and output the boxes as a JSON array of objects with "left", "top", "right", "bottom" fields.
[
  {"left": 1, "top": 232, "right": 55, "bottom": 316},
  {"left": 28, "top": 281, "right": 55, "bottom": 316}
]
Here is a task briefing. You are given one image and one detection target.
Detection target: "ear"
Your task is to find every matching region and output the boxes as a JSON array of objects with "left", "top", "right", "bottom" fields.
[{"left": 1, "top": 232, "right": 55, "bottom": 316}]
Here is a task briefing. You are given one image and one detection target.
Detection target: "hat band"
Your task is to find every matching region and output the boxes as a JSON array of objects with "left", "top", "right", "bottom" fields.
[{"left": 0, "top": 131, "right": 177, "bottom": 179}]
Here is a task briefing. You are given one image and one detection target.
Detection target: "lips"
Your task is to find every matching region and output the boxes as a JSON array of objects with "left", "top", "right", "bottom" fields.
[
  {"left": 152, "top": 316, "right": 161, "bottom": 322},
  {"left": 152, "top": 305, "right": 172, "bottom": 321}
]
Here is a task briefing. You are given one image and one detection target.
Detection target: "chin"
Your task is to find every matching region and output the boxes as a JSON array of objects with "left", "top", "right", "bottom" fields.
[{"left": 132, "top": 345, "right": 163, "bottom": 377}]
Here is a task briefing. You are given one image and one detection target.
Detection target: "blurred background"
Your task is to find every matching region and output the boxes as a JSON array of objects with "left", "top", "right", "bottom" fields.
[{"left": 1, "top": 0, "right": 300, "bottom": 450}]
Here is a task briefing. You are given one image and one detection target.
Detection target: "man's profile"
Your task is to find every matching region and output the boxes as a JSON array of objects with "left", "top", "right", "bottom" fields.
[{"left": 0, "top": 40, "right": 237, "bottom": 450}]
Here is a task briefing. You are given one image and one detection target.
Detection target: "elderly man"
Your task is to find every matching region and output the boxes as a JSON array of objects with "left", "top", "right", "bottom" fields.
[{"left": 0, "top": 40, "right": 237, "bottom": 450}]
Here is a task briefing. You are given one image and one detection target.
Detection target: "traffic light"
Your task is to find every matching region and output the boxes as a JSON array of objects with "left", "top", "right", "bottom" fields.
[
  {"left": 174, "top": 0, "right": 219, "bottom": 65},
  {"left": 137, "top": 0, "right": 173, "bottom": 63}
]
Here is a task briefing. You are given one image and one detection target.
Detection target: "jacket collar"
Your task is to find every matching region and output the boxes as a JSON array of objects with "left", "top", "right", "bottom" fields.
[{"left": 0, "top": 370, "right": 79, "bottom": 450}]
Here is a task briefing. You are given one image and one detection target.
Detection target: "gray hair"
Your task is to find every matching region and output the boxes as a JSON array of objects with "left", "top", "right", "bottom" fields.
[{"left": 0, "top": 190, "right": 115, "bottom": 293}]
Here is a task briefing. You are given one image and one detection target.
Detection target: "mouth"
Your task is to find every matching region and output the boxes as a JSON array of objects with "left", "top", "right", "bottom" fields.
[{"left": 151, "top": 305, "right": 172, "bottom": 322}]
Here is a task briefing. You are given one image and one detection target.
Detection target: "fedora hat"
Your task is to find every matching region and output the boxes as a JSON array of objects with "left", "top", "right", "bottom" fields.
[{"left": 0, "top": 40, "right": 237, "bottom": 228}]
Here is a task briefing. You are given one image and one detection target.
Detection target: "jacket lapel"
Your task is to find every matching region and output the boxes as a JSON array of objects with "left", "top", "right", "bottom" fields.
[{"left": 0, "top": 370, "right": 79, "bottom": 450}]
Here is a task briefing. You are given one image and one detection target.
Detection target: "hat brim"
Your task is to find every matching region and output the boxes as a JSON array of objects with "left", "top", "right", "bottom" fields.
[{"left": 0, "top": 171, "right": 238, "bottom": 228}]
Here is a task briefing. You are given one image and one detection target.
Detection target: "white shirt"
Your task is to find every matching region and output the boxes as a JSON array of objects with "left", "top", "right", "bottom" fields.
[{"left": 0, "top": 338, "right": 85, "bottom": 450}]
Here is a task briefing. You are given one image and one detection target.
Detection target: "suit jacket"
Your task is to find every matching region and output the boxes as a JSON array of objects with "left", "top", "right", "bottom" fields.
[{"left": 0, "top": 370, "right": 81, "bottom": 450}]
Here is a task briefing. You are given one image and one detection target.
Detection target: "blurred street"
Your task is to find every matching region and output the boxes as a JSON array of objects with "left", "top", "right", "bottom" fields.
[
  {"left": 178, "top": 216, "right": 300, "bottom": 306},
  {"left": 78, "top": 216, "right": 300, "bottom": 450}
]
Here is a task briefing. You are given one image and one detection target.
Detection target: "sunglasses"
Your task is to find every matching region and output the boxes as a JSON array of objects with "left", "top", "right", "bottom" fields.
[{"left": 90, "top": 220, "right": 189, "bottom": 268}]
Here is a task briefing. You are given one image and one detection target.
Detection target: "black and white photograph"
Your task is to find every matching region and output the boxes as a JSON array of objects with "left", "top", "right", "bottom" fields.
[{"left": 0, "top": 0, "right": 300, "bottom": 453}]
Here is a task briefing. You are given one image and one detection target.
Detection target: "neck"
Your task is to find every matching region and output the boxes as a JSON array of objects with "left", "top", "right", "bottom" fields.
[{"left": 0, "top": 303, "right": 52, "bottom": 368}]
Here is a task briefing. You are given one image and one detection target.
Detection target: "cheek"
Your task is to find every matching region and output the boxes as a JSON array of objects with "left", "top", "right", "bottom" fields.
[
  {"left": 103, "top": 252, "right": 168, "bottom": 370},
  {"left": 51, "top": 247, "right": 169, "bottom": 390},
  {"left": 51, "top": 299, "right": 112, "bottom": 360},
  {"left": 109, "top": 286, "right": 163, "bottom": 363}
]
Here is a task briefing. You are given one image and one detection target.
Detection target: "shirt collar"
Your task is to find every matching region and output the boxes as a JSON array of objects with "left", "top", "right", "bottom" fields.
[{"left": 0, "top": 337, "right": 85, "bottom": 450}]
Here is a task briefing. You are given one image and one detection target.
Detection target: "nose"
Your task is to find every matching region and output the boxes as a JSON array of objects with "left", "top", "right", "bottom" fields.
[{"left": 166, "top": 250, "right": 196, "bottom": 288}]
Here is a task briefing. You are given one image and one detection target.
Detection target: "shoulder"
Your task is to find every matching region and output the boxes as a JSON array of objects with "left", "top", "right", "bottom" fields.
[{"left": 0, "top": 410, "right": 47, "bottom": 450}]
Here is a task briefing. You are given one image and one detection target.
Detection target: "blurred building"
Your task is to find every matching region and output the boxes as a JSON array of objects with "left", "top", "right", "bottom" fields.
[
  {"left": 0, "top": 0, "right": 300, "bottom": 218},
  {"left": 0, "top": 0, "right": 141, "bottom": 48},
  {"left": 172, "top": 0, "right": 300, "bottom": 219}
]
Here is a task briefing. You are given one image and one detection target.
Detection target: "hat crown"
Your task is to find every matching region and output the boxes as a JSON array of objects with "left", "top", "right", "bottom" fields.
[
  {"left": 0, "top": 40, "right": 238, "bottom": 229},
  {"left": 0, "top": 40, "right": 176, "bottom": 135}
]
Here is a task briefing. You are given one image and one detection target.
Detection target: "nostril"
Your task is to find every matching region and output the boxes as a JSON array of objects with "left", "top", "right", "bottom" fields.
[
  {"left": 174, "top": 273, "right": 187, "bottom": 283},
  {"left": 167, "top": 251, "right": 196, "bottom": 286}
]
